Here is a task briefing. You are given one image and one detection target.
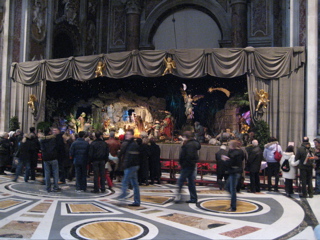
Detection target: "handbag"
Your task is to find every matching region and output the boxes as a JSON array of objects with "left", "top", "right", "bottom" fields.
[{"left": 274, "top": 144, "right": 282, "bottom": 162}]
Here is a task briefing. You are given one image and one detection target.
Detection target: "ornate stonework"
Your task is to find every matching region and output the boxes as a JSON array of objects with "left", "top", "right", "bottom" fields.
[
  {"left": 12, "top": 0, "right": 22, "bottom": 63},
  {"left": 86, "top": 20, "right": 96, "bottom": 55},
  {"left": 31, "top": 0, "right": 47, "bottom": 42},
  {"left": 55, "top": 0, "right": 79, "bottom": 27},
  {"left": 299, "top": 0, "right": 306, "bottom": 46},
  {"left": 112, "top": 6, "right": 126, "bottom": 46},
  {"left": 144, "top": 0, "right": 162, "bottom": 19},
  {"left": 250, "top": 0, "right": 268, "bottom": 37}
]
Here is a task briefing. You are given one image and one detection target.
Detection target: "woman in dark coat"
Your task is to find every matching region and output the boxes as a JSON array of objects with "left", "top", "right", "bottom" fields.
[
  {"left": 245, "top": 140, "right": 263, "bottom": 193},
  {"left": 13, "top": 134, "right": 37, "bottom": 182},
  {"left": 149, "top": 138, "right": 161, "bottom": 184},
  {"left": 137, "top": 137, "right": 151, "bottom": 185},
  {"left": 0, "top": 132, "right": 11, "bottom": 175}
]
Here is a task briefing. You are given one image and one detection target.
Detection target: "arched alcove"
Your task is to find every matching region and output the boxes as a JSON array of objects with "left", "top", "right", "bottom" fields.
[
  {"left": 53, "top": 32, "right": 74, "bottom": 59},
  {"left": 140, "top": 0, "right": 231, "bottom": 49},
  {"left": 152, "top": 8, "right": 222, "bottom": 49}
]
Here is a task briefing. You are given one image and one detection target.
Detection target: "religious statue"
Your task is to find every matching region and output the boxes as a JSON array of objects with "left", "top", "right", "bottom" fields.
[
  {"left": 68, "top": 113, "right": 77, "bottom": 133},
  {"left": 255, "top": 89, "right": 270, "bottom": 111},
  {"left": 181, "top": 84, "right": 204, "bottom": 120},
  {"left": 152, "top": 120, "right": 161, "bottom": 138},
  {"left": 77, "top": 112, "right": 86, "bottom": 132},
  {"left": 27, "top": 94, "right": 38, "bottom": 116},
  {"left": 162, "top": 57, "right": 176, "bottom": 76},
  {"left": 95, "top": 61, "right": 106, "bottom": 77},
  {"left": 162, "top": 114, "right": 173, "bottom": 138}
]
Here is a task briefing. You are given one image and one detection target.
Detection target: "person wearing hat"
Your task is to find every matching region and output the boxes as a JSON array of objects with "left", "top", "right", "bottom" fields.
[
  {"left": 295, "top": 136, "right": 315, "bottom": 198},
  {"left": 313, "top": 138, "right": 320, "bottom": 194}
]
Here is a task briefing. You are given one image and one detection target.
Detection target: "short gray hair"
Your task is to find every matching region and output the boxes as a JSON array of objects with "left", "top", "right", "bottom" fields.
[{"left": 252, "top": 140, "right": 259, "bottom": 146}]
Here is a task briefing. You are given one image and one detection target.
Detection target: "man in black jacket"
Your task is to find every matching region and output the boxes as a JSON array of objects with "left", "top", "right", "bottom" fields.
[
  {"left": 215, "top": 145, "right": 228, "bottom": 190},
  {"left": 245, "top": 140, "right": 263, "bottom": 193},
  {"left": 39, "top": 128, "right": 61, "bottom": 193},
  {"left": 296, "top": 137, "right": 314, "bottom": 198},
  {"left": 117, "top": 129, "right": 141, "bottom": 206},
  {"left": 176, "top": 131, "right": 201, "bottom": 204},
  {"left": 89, "top": 131, "right": 109, "bottom": 193}
]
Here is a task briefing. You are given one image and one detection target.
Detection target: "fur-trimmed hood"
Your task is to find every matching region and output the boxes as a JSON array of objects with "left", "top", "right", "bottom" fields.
[
  {"left": 39, "top": 134, "right": 55, "bottom": 141},
  {"left": 264, "top": 141, "right": 279, "bottom": 151}
]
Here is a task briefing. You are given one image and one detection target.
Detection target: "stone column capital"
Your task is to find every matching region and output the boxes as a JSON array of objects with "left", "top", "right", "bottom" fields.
[
  {"left": 229, "top": 0, "right": 248, "bottom": 7},
  {"left": 122, "top": 0, "right": 142, "bottom": 15}
]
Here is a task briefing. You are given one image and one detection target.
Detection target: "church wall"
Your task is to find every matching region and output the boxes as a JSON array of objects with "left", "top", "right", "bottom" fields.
[
  {"left": 247, "top": 0, "right": 273, "bottom": 47},
  {"left": 0, "top": 5, "right": 3, "bottom": 111},
  {"left": 107, "top": 0, "right": 126, "bottom": 53}
]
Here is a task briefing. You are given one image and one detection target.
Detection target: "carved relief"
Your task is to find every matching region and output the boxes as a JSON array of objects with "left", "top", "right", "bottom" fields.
[
  {"left": 299, "top": 0, "right": 306, "bottom": 46},
  {"left": 86, "top": 20, "right": 96, "bottom": 55},
  {"left": 55, "top": 0, "right": 79, "bottom": 27},
  {"left": 88, "top": 0, "right": 97, "bottom": 15},
  {"left": 122, "top": 0, "right": 142, "bottom": 14},
  {"left": 112, "top": 6, "right": 126, "bottom": 46},
  {"left": 31, "top": 0, "right": 47, "bottom": 42},
  {"left": 250, "top": 0, "right": 268, "bottom": 37}
]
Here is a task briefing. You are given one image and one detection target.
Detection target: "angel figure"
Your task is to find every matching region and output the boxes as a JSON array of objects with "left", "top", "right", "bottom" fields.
[
  {"left": 27, "top": 94, "right": 38, "bottom": 115},
  {"left": 181, "top": 84, "right": 204, "bottom": 119},
  {"left": 95, "top": 61, "right": 106, "bottom": 77},
  {"left": 162, "top": 57, "right": 176, "bottom": 76},
  {"left": 255, "top": 89, "right": 270, "bottom": 111}
]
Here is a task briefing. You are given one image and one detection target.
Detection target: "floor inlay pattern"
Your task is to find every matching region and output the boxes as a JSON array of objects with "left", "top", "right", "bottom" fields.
[
  {"left": 159, "top": 213, "right": 229, "bottom": 230},
  {"left": 0, "top": 175, "right": 318, "bottom": 239},
  {"left": 220, "top": 226, "right": 261, "bottom": 238}
]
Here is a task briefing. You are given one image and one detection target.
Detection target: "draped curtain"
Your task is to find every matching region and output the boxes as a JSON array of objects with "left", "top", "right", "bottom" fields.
[{"left": 10, "top": 47, "right": 305, "bottom": 147}]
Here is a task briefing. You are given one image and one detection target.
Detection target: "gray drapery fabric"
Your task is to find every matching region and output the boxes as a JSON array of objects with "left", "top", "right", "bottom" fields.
[{"left": 10, "top": 47, "right": 305, "bottom": 147}]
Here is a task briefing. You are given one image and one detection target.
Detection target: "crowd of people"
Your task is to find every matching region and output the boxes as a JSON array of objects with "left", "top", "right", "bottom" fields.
[
  {"left": 0, "top": 126, "right": 320, "bottom": 210},
  {"left": 0, "top": 127, "right": 162, "bottom": 206}
]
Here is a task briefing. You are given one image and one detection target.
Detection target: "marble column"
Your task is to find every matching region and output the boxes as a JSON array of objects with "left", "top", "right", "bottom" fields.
[
  {"left": 0, "top": 1, "right": 12, "bottom": 131},
  {"left": 230, "top": 0, "right": 248, "bottom": 48},
  {"left": 124, "top": 0, "right": 141, "bottom": 51},
  {"left": 306, "top": 0, "right": 318, "bottom": 139}
]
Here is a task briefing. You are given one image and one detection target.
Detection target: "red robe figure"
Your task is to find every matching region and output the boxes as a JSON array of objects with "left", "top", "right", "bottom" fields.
[{"left": 163, "top": 114, "right": 173, "bottom": 138}]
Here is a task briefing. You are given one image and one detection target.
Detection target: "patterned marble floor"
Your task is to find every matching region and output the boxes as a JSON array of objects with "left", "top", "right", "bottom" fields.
[{"left": 0, "top": 173, "right": 318, "bottom": 240}]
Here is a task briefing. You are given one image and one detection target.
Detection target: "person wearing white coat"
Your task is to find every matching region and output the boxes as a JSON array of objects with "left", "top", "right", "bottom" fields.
[{"left": 280, "top": 145, "right": 299, "bottom": 198}]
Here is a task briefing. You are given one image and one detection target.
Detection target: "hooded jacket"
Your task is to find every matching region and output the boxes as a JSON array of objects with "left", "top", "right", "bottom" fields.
[
  {"left": 280, "top": 152, "right": 299, "bottom": 179},
  {"left": 263, "top": 141, "right": 282, "bottom": 163}
]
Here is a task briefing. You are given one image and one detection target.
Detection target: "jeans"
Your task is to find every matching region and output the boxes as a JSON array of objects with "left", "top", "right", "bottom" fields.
[
  {"left": 119, "top": 165, "right": 140, "bottom": 205},
  {"left": 44, "top": 160, "right": 59, "bottom": 192},
  {"left": 92, "top": 160, "right": 105, "bottom": 191},
  {"left": 74, "top": 163, "right": 87, "bottom": 191},
  {"left": 14, "top": 159, "right": 30, "bottom": 182},
  {"left": 177, "top": 166, "right": 198, "bottom": 202},
  {"left": 225, "top": 173, "right": 240, "bottom": 210}
]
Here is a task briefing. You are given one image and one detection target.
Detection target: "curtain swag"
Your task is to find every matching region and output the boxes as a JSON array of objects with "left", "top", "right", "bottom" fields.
[
  {"left": 10, "top": 47, "right": 305, "bottom": 85},
  {"left": 10, "top": 47, "right": 305, "bottom": 149}
]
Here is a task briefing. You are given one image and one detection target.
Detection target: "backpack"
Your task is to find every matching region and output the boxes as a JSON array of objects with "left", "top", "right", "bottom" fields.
[{"left": 281, "top": 159, "right": 290, "bottom": 172}]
